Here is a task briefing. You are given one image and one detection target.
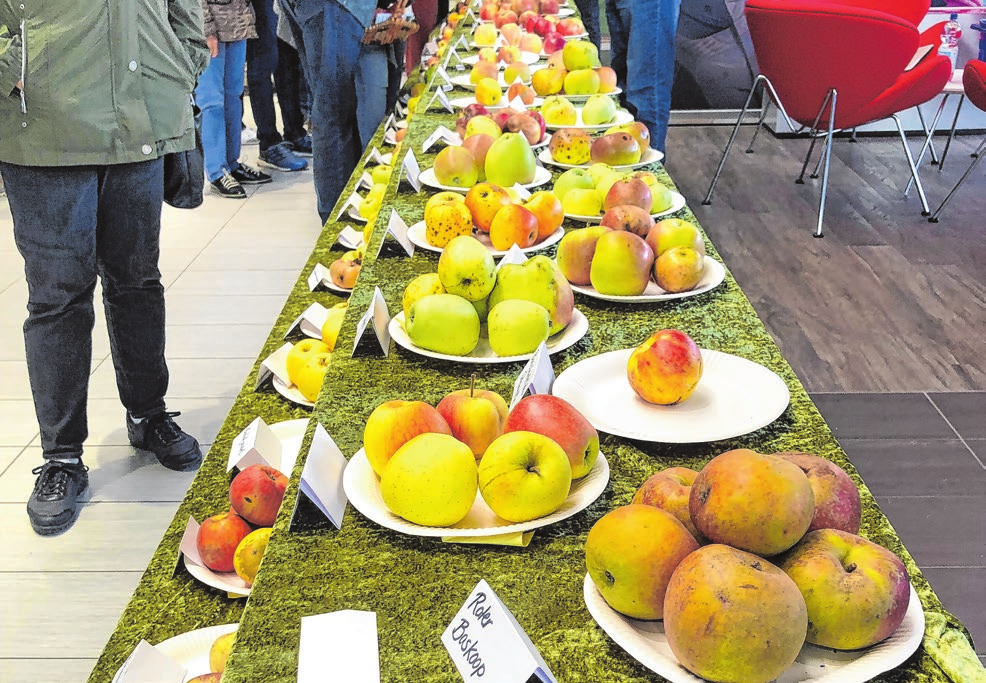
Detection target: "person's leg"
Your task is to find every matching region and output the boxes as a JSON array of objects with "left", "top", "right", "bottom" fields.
[
  {"left": 247, "top": 0, "right": 284, "bottom": 152},
  {"left": 404, "top": 0, "right": 438, "bottom": 74},
  {"left": 624, "top": 0, "right": 681, "bottom": 153},
  {"left": 355, "top": 43, "right": 389, "bottom": 148},
  {"left": 606, "top": 0, "right": 629, "bottom": 100},
  {"left": 223, "top": 40, "right": 248, "bottom": 174},
  {"left": 573, "top": 0, "right": 601, "bottom": 50},
  {"left": 194, "top": 43, "right": 230, "bottom": 182},
  {"left": 276, "top": 38, "right": 308, "bottom": 143}
]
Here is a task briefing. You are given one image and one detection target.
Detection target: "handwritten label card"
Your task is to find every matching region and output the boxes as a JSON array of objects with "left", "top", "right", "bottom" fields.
[
  {"left": 367, "top": 146, "right": 387, "bottom": 166},
  {"left": 509, "top": 342, "right": 554, "bottom": 409},
  {"left": 352, "top": 286, "right": 391, "bottom": 357},
  {"left": 227, "top": 416, "right": 281, "bottom": 472},
  {"left": 441, "top": 580, "right": 557, "bottom": 683},
  {"left": 255, "top": 342, "right": 293, "bottom": 390},
  {"left": 495, "top": 244, "right": 529, "bottom": 273},
  {"left": 298, "top": 611, "right": 379, "bottom": 683},
  {"left": 336, "top": 191, "right": 362, "bottom": 221},
  {"left": 376, "top": 209, "right": 415, "bottom": 257},
  {"left": 286, "top": 302, "right": 329, "bottom": 338},
  {"left": 116, "top": 641, "right": 185, "bottom": 683},
  {"left": 402, "top": 149, "right": 422, "bottom": 193},
  {"left": 296, "top": 423, "right": 349, "bottom": 528}
]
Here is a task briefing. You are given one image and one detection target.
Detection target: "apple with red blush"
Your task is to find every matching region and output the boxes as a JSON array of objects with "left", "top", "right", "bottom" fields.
[
  {"left": 775, "top": 451, "right": 862, "bottom": 534},
  {"left": 632, "top": 466, "right": 705, "bottom": 540},
  {"left": 229, "top": 464, "right": 289, "bottom": 527},
  {"left": 195, "top": 510, "right": 253, "bottom": 573},
  {"left": 503, "top": 393, "right": 599, "bottom": 478}
]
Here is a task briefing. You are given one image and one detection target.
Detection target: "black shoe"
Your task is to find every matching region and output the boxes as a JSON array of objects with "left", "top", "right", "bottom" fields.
[
  {"left": 27, "top": 460, "right": 89, "bottom": 536},
  {"left": 128, "top": 411, "right": 203, "bottom": 472},
  {"left": 210, "top": 171, "right": 247, "bottom": 198},
  {"left": 288, "top": 134, "right": 313, "bottom": 157},
  {"left": 231, "top": 163, "right": 273, "bottom": 185}
]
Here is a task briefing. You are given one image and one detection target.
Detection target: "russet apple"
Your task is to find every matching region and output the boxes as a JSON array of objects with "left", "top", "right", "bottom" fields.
[
  {"left": 589, "top": 230, "right": 654, "bottom": 296},
  {"left": 329, "top": 257, "right": 360, "bottom": 289},
  {"left": 403, "top": 272, "right": 445, "bottom": 319},
  {"left": 488, "top": 254, "right": 574, "bottom": 334},
  {"left": 604, "top": 177, "right": 652, "bottom": 212},
  {"left": 504, "top": 393, "right": 599, "bottom": 478},
  {"left": 196, "top": 510, "right": 253, "bottom": 573},
  {"left": 632, "top": 467, "right": 704, "bottom": 540},
  {"left": 586, "top": 504, "right": 699, "bottom": 619},
  {"left": 478, "top": 431, "right": 573, "bottom": 522},
  {"left": 549, "top": 127, "right": 592, "bottom": 165},
  {"left": 664, "top": 544, "right": 807, "bottom": 683},
  {"left": 229, "top": 464, "right": 288, "bottom": 527},
  {"left": 690, "top": 449, "right": 815, "bottom": 556},
  {"left": 465, "top": 182, "right": 511, "bottom": 233},
  {"left": 406, "top": 294, "right": 481, "bottom": 356},
  {"left": 363, "top": 400, "right": 452, "bottom": 476},
  {"left": 627, "top": 328, "right": 703, "bottom": 405},
  {"left": 433, "top": 145, "right": 479, "bottom": 188},
  {"left": 775, "top": 451, "right": 862, "bottom": 534},
  {"left": 653, "top": 247, "right": 705, "bottom": 293},
  {"left": 425, "top": 194, "right": 474, "bottom": 248},
  {"left": 522, "top": 191, "right": 564, "bottom": 240},
  {"left": 556, "top": 225, "right": 612, "bottom": 285},
  {"left": 489, "top": 203, "right": 539, "bottom": 250},
  {"left": 438, "top": 235, "right": 498, "bottom": 302},
  {"left": 487, "top": 299, "right": 551, "bottom": 356},
  {"left": 599, "top": 204, "right": 654, "bottom": 237},
  {"left": 484, "top": 132, "right": 536, "bottom": 187},
  {"left": 436, "top": 381, "right": 509, "bottom": 459},
  {"left": 778, "top": 528, "right": 910, "bottom": 649}
]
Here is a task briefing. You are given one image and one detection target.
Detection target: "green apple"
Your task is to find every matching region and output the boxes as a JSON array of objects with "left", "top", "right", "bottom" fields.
[
  {"left": 402, "top": 272, "right": 446, "bottom": 319},
  {"left": 437, "top": 235, "right": 498, "bottom": 302},
  {"left": 405, "top": 293, "right": 481, "bottom": 356},
  {"left": 651, "top": 182, "right": 674, "bottom": 213},
  {"left": 370, "top": 164, "right": 392, "bottom": 185},
  {"left": 590, "top": 230, "right": 654, "bottom": 296},
  {"left": 360, "top": 183, "right": 387, "bottom": 220},
  {"left": 472, "top": 295, "right": 490, "bottom": 323},
  {"left": 381, "top": 433, "right": 479, "bottom": 526},
  {"left": 479, "top": 431, "right": 573, "bottom": 523},
  {"left": 552, "top": 167, "right": 595, "bottom": 202},
  {"left": 581, "top": 94, "right": 617, "bottom": 126},
  {"left": 487, "top": 299, "right": 551, "bottom": 356},
  {"left": 541, "top": 95, "right": 577, "bottom": 126},
  {"left": 645, "top": 218, "right": 706, "bottom": 258},
  {"left": 587, "top": 162, "right": 617, "bottom": 186},
  {"left": 562, "top": 39, "right": 600, "bottom": 70},
  {"left": 487, "top": 254, "right": 574, "bottom": 335},
  {"left": 594, "top": 171, "right": 625, "bottom": 204},
  {"left": 562, "top": 188, "right": 602, "bottom": 216},
  {"left": 485, "top": 132, "right": 537, "bottom": 187},
  {"left": 466, "top": 115, "right": 503, "bottom": 140}
]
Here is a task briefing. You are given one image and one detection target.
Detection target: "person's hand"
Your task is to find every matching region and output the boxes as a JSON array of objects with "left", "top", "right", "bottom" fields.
[
  {"left": 207, "top": 35, "right": 219, "bottom": 58},
  {"left": 16, "top": 79, "right": 22, "bottom": 90}
]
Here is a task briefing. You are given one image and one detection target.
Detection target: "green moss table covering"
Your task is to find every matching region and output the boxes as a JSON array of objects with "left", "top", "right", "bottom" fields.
[{"left": 87, "top": 12, "right": 984, "bottom": 683}]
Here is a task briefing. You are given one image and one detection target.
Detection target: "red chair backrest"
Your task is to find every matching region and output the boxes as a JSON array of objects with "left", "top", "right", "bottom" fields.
[
  {"left": 964, "top": 61, "right": 986, "bottom": 112},
  {"left": 746, "top": 0, "right": 920, "bottom": 129}
]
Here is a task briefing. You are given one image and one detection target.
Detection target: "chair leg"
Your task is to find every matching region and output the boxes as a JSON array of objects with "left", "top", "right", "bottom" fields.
[
  {"left": 702, "top": 75, "right": 767, "bottom": 205},
  {"left": 814, "top": 90, "right": 838, "bottom": 238},
  {"left": 744, "top": 105, "right": 771, "bottom": 154},
  {"left": 914, "top": 103, "right": 940, "bottom": 165},
  {"left": 798, "top": 89, "right": 835, "bottom": 185},
  {"left": 939, "top": 94, "right": 966, "bottom": 172},
  {"left": 929, "top": 135, "right": 986, "bottom": 223},
  {"left": 892, "top": 114, "right": 930, "bottom": 216},
  {"left": 810, "top": 134, "right": 827, "bottom": 179},
  {"left": 905, "top": 98, "right": 948, "bottom": 196},
  {"left": 797, "top": 135, "right": 819, "bottom": 184}
]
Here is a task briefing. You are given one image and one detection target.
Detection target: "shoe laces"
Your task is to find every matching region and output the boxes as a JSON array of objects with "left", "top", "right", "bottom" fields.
[
  {"left": 266, "top": 143, "right": 294, "bottom": 161},
  {"left": 32, "top": 462, "right": 87, "bottom": 500},
  {"left": 218, "top": 172, "right": 241, "bottom": 191},
  {"left": 238, "top": 164, "right": 263, "bottom": 180},
  {"left": 146, "top": 411, "right": 186, "bottom": 446}
]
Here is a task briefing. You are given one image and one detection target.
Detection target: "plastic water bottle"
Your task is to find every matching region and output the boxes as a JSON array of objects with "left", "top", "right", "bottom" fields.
[{"left": 939, "top": 13, "right": 962, "bottom": 69}]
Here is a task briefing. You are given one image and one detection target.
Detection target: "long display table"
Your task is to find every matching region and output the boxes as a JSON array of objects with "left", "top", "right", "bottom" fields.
[{"left": 86, "top": 10, "right": 982, "bottom": 683}]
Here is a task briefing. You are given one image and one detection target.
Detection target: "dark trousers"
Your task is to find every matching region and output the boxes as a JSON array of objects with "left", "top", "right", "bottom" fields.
[
  {"left": 0, "top": 159, "right": 169, "bottom": 460},
  {"left": 573, "top": 0, "right": 601, "bottom": 49}
]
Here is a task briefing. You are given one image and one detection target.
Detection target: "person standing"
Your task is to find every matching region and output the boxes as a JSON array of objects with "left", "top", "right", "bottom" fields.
[
  {"left": 0, "top": 0, "right": 209, "bottom": 535},
  {"left": 572, "top": 0, "right": 601, "bottom": 50}
]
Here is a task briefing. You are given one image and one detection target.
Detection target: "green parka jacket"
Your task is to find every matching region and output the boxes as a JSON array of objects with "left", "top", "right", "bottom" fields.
[{"left": 0, "top": 0, "right": 210, "bottom": 166}]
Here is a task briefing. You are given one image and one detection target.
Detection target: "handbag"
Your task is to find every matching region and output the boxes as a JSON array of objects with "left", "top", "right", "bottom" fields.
[
  {"left": 362, "top": 0, "right": 419, "bottom": 45},
  {"left": 163, "top": 103, "right": 205, "bottom": 209}
]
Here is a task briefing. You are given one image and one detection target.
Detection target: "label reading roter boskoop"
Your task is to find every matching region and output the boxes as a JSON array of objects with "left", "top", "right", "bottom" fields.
[
  {"left": 441, "top": 580, "right": 557, "bottom": 682},
  {"left": 377, "top": 209, "right": 415, "bottom": 257},
  {"left": 352, "top": 286, "right": 391, "bottom": 357},
  {"left": 509, "top": 341, "right": 554, "bottom": 409},
  {"left": 401, "top": 149, "right": 422, "bottom": 192}
]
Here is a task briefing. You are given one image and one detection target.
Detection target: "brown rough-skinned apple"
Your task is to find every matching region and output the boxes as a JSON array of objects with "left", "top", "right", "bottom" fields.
[
  {"left": 775, "top": 451, "right": 862, "bottom": 534},
  {"left": 632, "top": 466, "right": 704, "bottom": 540},
  {"left": 599, "top": 204, "right": 654, "bottom": 237}
]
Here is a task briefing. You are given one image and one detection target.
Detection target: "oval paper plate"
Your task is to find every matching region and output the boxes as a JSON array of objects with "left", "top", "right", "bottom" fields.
[
  {"left": 389, "top": 308, "right": 588, "bottom": 364},
  {"left": 344, "top": 448, "right": 609, "bottom": 537},
  {"left": 538, "top": 146, "right": 663, "bottom": 171},
  {"left": 463, "top": 51, "right": 542, "bottom": 66},
  {"left": 544, "top": 107, "right": 634, "bottom": 132},
  {"left": 112, "top": 623, "right": 239, "bottom": 683},
  {"left": 450, "top": 73, "right": 532, "bottom": 90},
  {"left": 450, "top": 95, "right": 544, "bottom": 110},
  {"left": 407, "top": 221, "right": 564, "bottom": 256},
  {"left": 419, "top": 165, "right": 553, "bottom": 192},
  {"left": 564, "top": 190, "right": 687, "bottom": 224},
  {"left": 273, "top": 375, "right": 315, "bottom": 409},
  {"left": 347, "top": 205, "right": 368, "bottom": 224},
  {"left": 570, "top": 257, "right": 725, "bottom": 303},
  {"left": 584, "top": 576, "right": 925, "bottom": 683},
  {"left": 552, "top": 348, "right": 790, "bottom": 443}
]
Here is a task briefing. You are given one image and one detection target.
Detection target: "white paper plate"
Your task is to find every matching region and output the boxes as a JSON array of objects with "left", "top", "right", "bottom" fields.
[
  {"left": 555, "top": 87, "right": 623, "bottom": 104},
  {"left": 273, "top": 374, "right": 315, "bottom": 409},
  {"left": 112, "top": 623, "right": 239, "bottom": 683},
  {"left": 451, "top": 73, "right": 532, "bottom": 90},
  {"left": 343, "top": 448, "right": 609, "bottom": 537},
  {"left": 538, "top": 146, "right": 663, "bottom": 171},
  {"left": 584, "top": 576, "right": 925, "bottom": 683},
  {"left": 570, "top": 257, "right": 725, "bottom": 303},
  {"left": 389, "top": 308, "right": 588, "bottom": 364},
  {"left": 325, "top": 279, "right": 353, "bottom": 295},
  {"left": 407, "top": 221, "right": 564, "bottom": 256},
  {"left": 561, "top": 32, "right": 589, "bottom": 40},
  {"left": 544, "top": 107, "right": 634, "bottom": 132},
  {"left": 347, "top": 205, "right": 368, "bottom": 224},
  {"left": 564, "top": 191, "right": 687, "bottom": 224},
  {"left": 463, "top": 51, "right": 542, "bottom": 66},
  {"left": 552, "top": 348, "right": 790, "bottom": 443},
  {"left": 448, "top": 132, "right": 551, "bottom": 150},
  {"left": 450, "top": 95, "right": 544, "bottom": 110},
  {"left": 419, "top": 165, "right": 553, "bottom": 192}
]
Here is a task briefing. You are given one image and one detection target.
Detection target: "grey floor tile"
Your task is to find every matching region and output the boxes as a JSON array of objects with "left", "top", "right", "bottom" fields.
[
  {"left": 0, "top": 501, "right": 177, "bottom": 572},
  {"left": 167, "top": 268, "right": 302, "bottom": 296},
  {"left": 841, "top": 438, "right": 986, "bottom": 496},
  {"left": 164, "top": 323, "right": 272, "bottom": 360},
  {"left": 0, "top": 658, "right": 97, "bottom": 683},
  {"left": 164, "top": 294, "right": 288, "bottom": 326},
  {"left": 187, "top": 246, "right": 314, "bottom": 271},
  {"left": 811, "top": 393, "right": 955, "bottom": 439},
  {"left": 0, "top": 359, "right": 31, "bottom": 399},
  {"left": 0, "top": 400, "right": 40, "bottom": 447},
  {"left": 928, "top": 392, "right": 986, "bottom": 440},
  {"left": 967, "top": 440, "right": 986, "bottom": 465},
  {"left": 84, "top": 397, "right": 235, "bottom": 448},
  {"left": 0, "top": 571, "right": 141, "bottom": 658},
  {"left": 877, "top": 495, "right": 986, "bottom": 567},
  {"left": 921, "top": 567, "right": 986, "bottom": 656},
  {"left": 0, "top": 446, "right": 22, "bottom": 476},
  {"left": 88, "top": 358, "right": 249, "bottom": 400}
]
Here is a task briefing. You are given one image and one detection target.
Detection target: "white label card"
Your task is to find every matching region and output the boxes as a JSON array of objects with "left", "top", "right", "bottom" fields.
[
  {"left": 437, "top": 87, "right": 455, "bottom": 113},
  {"left": 255, "top": 342, "right": 294, "bottom": 389},
  {"left": 454, "top": 34, "right": 469, "bottom": 51},
  {"left": 509, "top": 96, "right": 527, "bottom": 111},
  {"left": 351, "top": 286, "right": 391, "bottom": 357},
  {"left": 402, "top": 149, "right": 422, "bottom": 192},
  {"left": 510, "top": 183, "right": 532, "bottom": 200},
  {"left": 308, "top": 263, "right": 331, "bottom": 292},
  {"left": 178, "top": 516, "right": 205, "bottom": 567},
  {"left": 368, "top": 146, "right": 387, "bottom": 165},
  {"left": 377, "top": 208, "right": 415, "bottom": 257},
  {"left": 336, "top": 191, "right": 362, "bottom": 221},
  {"left": 509, "top": 342, "right": 554, "bottom": 409},
  {"left": 337, "top": 225, "right": 364, "bottom": 250},
  {"left": 422, "top": 125, "right": 458, "bottom": 153},
  {"left": 227, "top": 416, "right": 282, "bottom": 472},
  {"left": 358, "top": 172, "right": 374, "bottom": 191},
  {"left": 297, "top": 423, "right": 349, "bottom": 528},
  {"left": 286, "top": 302, "right": 329, "bottom": 338},
  {"left": 298, "top": 611, "right": 379, "bottom": 683},
  {"left": 444, "top": 47, "right": 465, "bottom": 71},
  {"left": 116, "top": 641, "right": 185, "bottom": 683},
  {"left": 465, "top": 8, "right": 477, "bottom": 22},
  {"left": 435, "top": 66, "right": 454, "bottom": 91},
  {"left": 441, "top": 580, "right": 557, "bottom": 683},
  {"left": 495, "top": 244, "right": 529, "bottom": 273}
]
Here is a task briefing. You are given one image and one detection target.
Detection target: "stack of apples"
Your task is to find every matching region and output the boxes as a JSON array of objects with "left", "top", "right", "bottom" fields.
[
  {"left": 194, "top": 464, "right": 289, "bottom": 587},
  {"left": 548, "top": 121, "right": 648, "bottom": 167},
  {"left": 363, "top": 389, "right": 599, "bottom": 527},
  {"left": 586, "top": 447, "right": 913, "bottom": 683},
  {"left": 553, "top": 161, "right": 675, "bottom": 218},
  {"left": 433, "top": 114, "right": 543, "bottom": 189},
  {"left": 401, "top": 234, "right": 574, "bottom": 357},
  {"left": 531, "top": 41, "right": 617, "bottom": 99},
  {"left": 283, "top": 336, "right": 335, "bottom": 402},
  {"left": 468, "top": 50, "right": 538, "bottom": 106},
  {"left": 456, "top": 103, "right": 547, "bottom": 147}
]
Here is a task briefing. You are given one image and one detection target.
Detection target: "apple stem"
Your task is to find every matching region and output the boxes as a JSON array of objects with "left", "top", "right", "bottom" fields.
[{"left": 470, "top": 373, "right": 476, "bottom": 398}]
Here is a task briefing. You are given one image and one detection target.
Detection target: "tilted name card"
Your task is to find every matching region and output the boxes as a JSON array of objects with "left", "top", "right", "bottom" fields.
[
  {"left": 298, "top": 611, "right": 380, "bottom": 683},
  {"left": 255, "top": 342, "right": 293, "bottom": 390},
  {"left": 509, "top": 341, "right": 554, "bottom": 409},
  {"left": 227, "top": 416, "right": 282, "bottom": 472},
  {"left": 296, "top": 423, "right": 349, "bottom": 529},
  {"left": 377, "top": 208, "right": 415, "bottom": 258},
  {"left": 352, "top": 286, "right": 391, "bottom": 357}
]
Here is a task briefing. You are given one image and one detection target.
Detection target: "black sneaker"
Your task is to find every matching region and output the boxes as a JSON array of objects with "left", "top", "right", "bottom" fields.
[
  {"left": 128, "top": 411, "right": 203, "bottom": 472},
  {"left": 288, "top": 134, "right": 313, "bottom": 157},
  {"left": 210, "top": 171, "right": 247, "bottom": 199},
  {"left": 231, "top": 163, "right": 273, "bottom": 185},
  {"left": 27, "top": 460, "right": 89, "bottom": 536}
]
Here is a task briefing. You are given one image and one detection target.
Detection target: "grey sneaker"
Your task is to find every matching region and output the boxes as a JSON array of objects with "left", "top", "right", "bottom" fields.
[
  {"left": 259, "top": 142, "right": 308, "bottom": 171},
  {"left": 128, "top": 411, "right": 203, "bottom": 472},
  {"left": 27, "top": 460, "right": 89, "bottom": 536}
]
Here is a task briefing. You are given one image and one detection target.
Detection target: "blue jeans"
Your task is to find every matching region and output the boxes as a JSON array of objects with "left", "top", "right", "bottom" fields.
[
  {"left": 572, "top": 0, "right": 601, "bottom": 50},
  {"left": 195, "top": 40, "right": 247, "bottom": 182},
  {"left": 0, "top": 160, "right": 169, "bottom": 460},
  {"left": 280, "top": 0, "right": 388, "bottom": 222},
  {"left": 606, "top": 0, "right": 681, "bottom": 153}
]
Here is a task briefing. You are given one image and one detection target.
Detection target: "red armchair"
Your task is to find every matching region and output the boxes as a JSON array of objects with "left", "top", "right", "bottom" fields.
[{"left": 702, "top": 0, "right": 952, "bottom": 237}]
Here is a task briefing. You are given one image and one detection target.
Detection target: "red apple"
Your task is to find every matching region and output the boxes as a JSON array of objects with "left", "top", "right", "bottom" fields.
[
  {"left": 555, "top": 225, "right": 612, "bottom": 285},
  {"left": 196, "top": 510, "right": 253, "bottom": 573},
  {"left": 626, "top": 328, "right": 703, "bottom": 406},
  {"left": 604, "top": 177, "right": 652, "bottom": 212},
  {"left": 778, "top": 529, "right": 910, "bottom": 650},
  {"left": 632, "top": 467, "right": 704, "bottom": 540},
  {"left": 555, "top": 17, "right": 585, "bottom": 36},
  {"left": 494, "top": 9, "right": 518, "bottom": 27},
  {"left": 599, "top": 204, "right": 654, "bottom": 237},
  {"left": 436, "top": 381, "right": 509, "bottom": 459},
  {"left": 479, "top": 2, "right": 498, "bottom": 20},
  {"left": 229, "top": 464, "right": 289, "bottom": 527},
  {"left": 363, "top": 400, "right": 452, "bottom": 476},
  {"left": 775, "top": 451, "right": 862, "bottom": 534},
  {"left": 517, "top": 10, "right": 538, "bottom": 28},
  {"left": 543, "top": 31, "right": 566, "bottom": 52},
  {"left": 465, "top": 182, "right": 512, "bottom": 233},
  {"left": 540, "top": 0, "right": 560, "bottom": 13},
  {"left": 503, "top": 394, "right": 599, "bottom": 478}
]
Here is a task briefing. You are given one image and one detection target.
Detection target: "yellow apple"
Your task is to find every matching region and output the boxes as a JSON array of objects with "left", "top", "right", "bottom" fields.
[
  {"left": 286, "top": 339, "right": 330, "bottom": 386},
  {"left": 478, "top": 431, "right": 572, "bottom": 522},
  {"left": 363, "top": 401, "right": 452, "bottom": 476},
  {"left": 320, "top": 302, "right": 348, "bottom": 351}
]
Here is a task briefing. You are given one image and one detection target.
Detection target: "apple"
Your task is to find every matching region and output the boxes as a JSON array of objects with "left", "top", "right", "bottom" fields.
[
  {"left": 463, "top": 182, "right": 510, "bottom": 233},
  {"left": 320, "top": 302, "right": 347, "bottom": 352},
  {"left": 478, "top": 431, "right": 573, "bottom": 522},
  {"left": 645, "top": 218, "right": 706, "bottom": 257},
  {"left": 196, "top": 510, "right": 253, "bottom": 573},
  {"left": 475, "top": 77, "right": 503, "bottom": 107},
  {"left": 555, "top": 17, "right": 585, "bottom": 37},
  {"left": 425, "top": 193, "right": 474, "bottom": 248},
  {"left": 531, "top": 66, "right": 564, "bottom": 96},
  {"left": 599, "top": 204, "right": 653, "bottom": 237},
  {"left": 594, "top": 169, "right": 624, "bottom": 204},
  {"left": 329, "top": 257, "right": 360, "bottom": 289},
  {"left": 500, "top": 22, "right": 522, "bottom": 46},
  {"left": 605, "top": 121, "right": 650, "bottom": 152},
  {"left": 586, "top": 505, "right": 699, "bottom": 620},
  {"left": 381, "top": 433, "right": 479, "bottom": 526},
  {"left": 561, "top": 187, "right": 602, "bottom": 216},
  {"left": 503, "top": 394, "right": 599, "bottom": 478},
  {"left": 359, "top": 183, "right": 386, "bottom": 220},
  {"left": 555, "top": 225, "right": 612, "bottom": 285},
  {"left": 690, "top": 449, "right": 815, "bottom": 556},
  {"left": 590, "top": 230, "right": 654, "bottom": 296},
  {"left": 286, "top": 338, "right": 331, "bottom": 386},
  {"left": 370, "top": 164, "right": 392, "bottom": 185},
  {"left": 406, "top": 293, "right": 481, "bottom": 356},
  {"left": 436, "top": 381, "right": 509, "bottom": 459},
  {"left": 187, "top": 675, "right": 222, "bottom": 683},
  {"left": 517, "top": 9, "right": 538, "bottom": 28},
  {"left": 438, "top": 235, "right": 498, "bottom": 302},
  {"left": 540, "top": 95, "right": 577, "bottom": 126},
  {"left": 489, "top": 203, "right": 539, "bottom": 250},
  {"left": 473, "top": 22, "right": 498, "bottom": 47},
  {"left": 479, "top": 2, "right": 498, "bottom": 20},
  {"left": 543, "top": 31, "right": 566, "bottom": 53},
  {"left": 775, "top": 451, "right": 862, "bottom": 534},
  {"left": 654, "top": 247, "right": 705, "bottom": 293},
  {"left": 540, "top": 0, "right": 559, "bottom": 12},
  {"left": 487, "top": 299, "right": 552, "bottom": 356},
  {"left": 433, "top": 146, "right": 479, "bottom": 188},
  {"left": 209, "top": 632, "right": 235, "bottom": 674},
  {"left": 595, "top": 66, "right": 617, "bottom": 93},
  {"left": 552, "top": 167, "right": 595, "bottom": 202},
  {"left": 581, "top": 93, "right": 618, "bottom": 126},
  {"left": 461, "top": 135, "right": 497, "bottom": 178},
  {"left": 518, "top": 32, "right": 542, "bottom": 54},
  {"left": 469, "top": 59, "right": 498, "bottom": 85},
  {"left": 778, "top": 529, "right": 910, "bottom": 649},
  {"left": 504, "top": 111, "right": 541, "bottom": 143},
  {"left": 229, "top": 464, "right": 288, "bottom": 527},
  {"left": 522, "top": 190, "right": 564, "bottom": 240},
  {"left": 506, "top": 82, "right": 536, "bottom": 106},
  {"left": 604, "top": 176, "right": 651, "bottom": 212},
  {"left": 591, "top": 132, "right": 641, "bottom": 166},
  {"left": 465, "top": 115, "right": 502, "bottom": 140},
  {"left": 626, "top": 328, "right": 703, "bottom": 405},
  {"left": 485, "top": 132, "right": 536, "bottom": 187},
  {"left": 497, "top": 45, "right": 521, "bottom": 64},
  {"left": 475, "top": 47, "right": 498, "bottom": 64},
  {"left": 563, "top": 68, "right": 600, "bottom": 96},
  {"left": 549, "top": 127, "right": 592, "bottom": 165},
  {"left": 664, "top": 544, "right": 808, "bottom": 683},
  {"left": 632, "top": 467, "right": 703, "bottom": 539},
  {"left": 403, "top": 272, "right": 445, "bottom": 319},
  {"left": 363, "top": 400, "right": 452, "bottom": 476},
  {"left": 294, "top": 351, "right": 332, "bottom": 402},
  {"left": 494, "top": 9, "right": 518, "bottom": 28},
  {"left": 488, "top": 254, "right": 574, "bottom": 334}
]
